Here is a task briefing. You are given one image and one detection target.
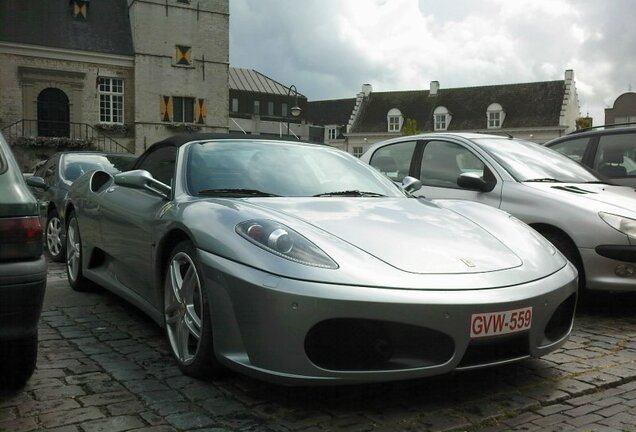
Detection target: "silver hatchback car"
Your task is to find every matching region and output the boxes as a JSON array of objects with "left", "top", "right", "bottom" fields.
[{"left": 362, "top": 132, "right": 636, "bottom": 293}]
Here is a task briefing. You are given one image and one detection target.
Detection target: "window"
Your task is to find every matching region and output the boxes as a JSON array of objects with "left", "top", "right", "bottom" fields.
[
  {"left": 98, "top": 78, "right": 124, "bottom": 124},
  {"left": 254, "top": 100, "right": 260, "bottom": 115},
  {"left": 173, "top": 97, "right": 195, "bottom": 123},
  {"left": 369, "top": 141, "right": 416, "bottom": 182},
  {"left": 267, "top": 101, "right": 274, "bottom": 116},
  {"left": 281, "top": 103, "right": 288, "bottom": 118},
  {"left": 420, "top": 140, "right": 486, "bottom": 188},
  {"left": 70, "top": 0, "right": 88, "bottom": 20},
  {"left": 433, "top": 106, "right": 451, "bottom": 131},
  {"left": 487, "top": 103, "right": 505, "bottom": 129},
  {"left": 549, "top": 137, "right": 590, "bottom": 163},
  {"left": 175, "top": 45, "right": 192, "bottom": 66},
  {"left": 327, "top": 127, "right": 337, "bottom": 140},
  {"left": 231, "top": 97, "right": 239, "bottom": 113},
  {"left": 593, "top": 133, "right": 636, "bottom": 178},
  {"left": 387, "top": 108, "right": 403, "bottom": 132},
  {"left": 136, "top": 146, "right": 177, "bottom": 186},
  {"left": 615, "top": 116, "right": 636, "bottom": 124},
  {"left": 353, "top": 146, "right": 364, "bottom": 158}
]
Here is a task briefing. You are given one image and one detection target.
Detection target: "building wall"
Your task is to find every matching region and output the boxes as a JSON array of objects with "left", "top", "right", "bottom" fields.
[
  {"left": 129, "top": 0, "right": 229, "bottom": 151},
  {"left": 0, "top": 48, "right": 135, "bottom": 152},
  {"left": 605, "top": 92, "right": 636, "bottom": 124}
]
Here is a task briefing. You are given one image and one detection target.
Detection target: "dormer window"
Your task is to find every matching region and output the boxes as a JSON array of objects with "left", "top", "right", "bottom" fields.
[
  {"left": 433, "top": 106, "right": 451, "bottom": 131},
  {"left": 487, "top": 103, "right": 505, "bottom": 129},
  {"left": 387, "top": 108, "right": 403, "bottom": 132}
]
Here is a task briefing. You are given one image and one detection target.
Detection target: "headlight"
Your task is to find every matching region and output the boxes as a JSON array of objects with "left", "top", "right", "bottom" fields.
[
  {"left": 236, "top": 219, "right": 338, "bottom": 269},
  {"left": 599, "top": 212, "right": 636, "bottom": 238}
]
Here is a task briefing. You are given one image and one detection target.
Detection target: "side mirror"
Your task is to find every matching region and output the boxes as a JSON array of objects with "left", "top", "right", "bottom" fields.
[
  {"left": 114, "top": 169, "right": 171, "bottom": 199},
  {"left": 26, "top": 176, "right": 48, "bottom": 190},
  {"left": 457, "top": 172, "right": 490, "bottom": 192},
  {"left": 401, "top": 176, "right": 422, "bottom": 193}
]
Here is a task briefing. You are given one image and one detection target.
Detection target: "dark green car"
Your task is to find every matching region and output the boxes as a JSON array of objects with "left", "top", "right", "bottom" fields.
[{"left": 0, "top": 131, "right": 47, "bottom": 389}]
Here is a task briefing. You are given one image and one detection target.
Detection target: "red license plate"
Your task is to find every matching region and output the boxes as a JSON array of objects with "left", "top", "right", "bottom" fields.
[{"left": 470, "top": 307, "right": 533, "bottom": 338}]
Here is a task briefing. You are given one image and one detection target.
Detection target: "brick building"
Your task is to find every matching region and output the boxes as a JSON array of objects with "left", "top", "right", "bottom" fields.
[{"left": 0, "top": 0, "right": 229, "bottom": 162}]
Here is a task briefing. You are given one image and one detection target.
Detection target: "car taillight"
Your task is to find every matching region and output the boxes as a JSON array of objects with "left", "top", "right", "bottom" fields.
[{"left": 0, "top": 216, "right": 43, "bottom": 260}]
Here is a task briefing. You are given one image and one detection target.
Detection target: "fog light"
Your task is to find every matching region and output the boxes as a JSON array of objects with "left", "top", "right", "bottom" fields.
[{"left": 615, "top": 264, "right": 636, "bottom": 278}]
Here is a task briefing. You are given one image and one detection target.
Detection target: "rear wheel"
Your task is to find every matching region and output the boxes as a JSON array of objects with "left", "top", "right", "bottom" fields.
[
  {"left": 164, "top": 241, "right": 223, "bottom": 378},
  {"left": 66, "top": 212, "right": 94, "bottom": 292},
  {"left": 45, "top": 208, "right": 65, "bottom": 262},
  {"left": 0, "top": 335, "right": 38, "bottom": 390}
]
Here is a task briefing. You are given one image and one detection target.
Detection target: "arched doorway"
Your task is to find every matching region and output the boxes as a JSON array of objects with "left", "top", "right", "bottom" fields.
[{"left": 37, "top": 88, "right": 70, "bottom": 137}]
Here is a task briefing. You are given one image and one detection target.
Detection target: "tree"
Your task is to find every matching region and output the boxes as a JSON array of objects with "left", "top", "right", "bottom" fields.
[
  {"left": 401, "top": 118, "right": 419, "bottom": 136},
  {"left": 575, "top": 116, "right": 593, "bottom": 130}
]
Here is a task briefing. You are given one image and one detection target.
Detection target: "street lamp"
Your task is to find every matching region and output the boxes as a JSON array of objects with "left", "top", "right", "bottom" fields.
[{"left": 286, "top": 84, "right": 301, "bottom": 138}]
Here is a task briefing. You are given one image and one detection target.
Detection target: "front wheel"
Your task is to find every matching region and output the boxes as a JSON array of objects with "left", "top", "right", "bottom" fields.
[
  {"left": 164, "top": 241, "right": 223, "bottom": 378},
  {"left": 46, "top": 209, "right": 65, "bottom": 262},
  {"left": 66, "top": 212, "right": 94, "bottom": 292}
]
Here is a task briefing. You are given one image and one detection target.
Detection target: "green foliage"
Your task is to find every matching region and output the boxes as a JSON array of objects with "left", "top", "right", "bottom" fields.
[
  {"left": 401, "top": 118, "right": 419, "bottom": 136},
  {"left": 575, "top": 117, "right": 593, "bottom": 130}
]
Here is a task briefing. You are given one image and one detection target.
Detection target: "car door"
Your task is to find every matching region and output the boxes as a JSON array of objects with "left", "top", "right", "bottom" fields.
[
  {"left": 590, "top": 132, "right": 636, "bottom": 187},
  {"left": 98, "top": 145, "right": 177, "bottom": 306},
  {"left": 412, "top": 139, "right": 503, "bottom": 208}
]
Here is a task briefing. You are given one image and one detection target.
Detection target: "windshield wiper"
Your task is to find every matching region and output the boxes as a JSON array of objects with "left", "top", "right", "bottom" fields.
[
  {"left": 197, "top": 188, "right": 280, "bottom": 197},
  {"left": 312, "top": 190, "right": 386, "bottom": 197},
  {"left": 524, "top": 178, "right": 562, "bottom": 183}
]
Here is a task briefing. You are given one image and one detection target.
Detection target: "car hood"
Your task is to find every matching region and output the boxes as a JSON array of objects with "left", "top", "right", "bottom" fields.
[
  {"left": 523, "top": 182, "right": 636, "bottom": 215},
  {"left": 245, "top": 197, "right": 522, "bottom": 274}
]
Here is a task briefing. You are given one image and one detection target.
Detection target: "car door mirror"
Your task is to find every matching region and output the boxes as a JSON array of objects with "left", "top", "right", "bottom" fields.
[
  {"left": 402, "top": 176, "right": 422, "bottom": 193},
  {"left": 457, "top": 172, "right": 491, "bottom": 191},
  {"left": 114, "top": 169, "right": 171, "bottom": 199},
  {"left": 26, "top": 176, "right": 48, "bottom": 190}
]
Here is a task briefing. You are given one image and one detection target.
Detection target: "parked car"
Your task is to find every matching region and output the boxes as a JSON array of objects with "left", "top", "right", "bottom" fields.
[
  {"left": 26, "top": 151, "right": 136, "bottom": 262},
  {"left": 0, "top": 131, "right": 46, "bottom": 389},
  {"left": 361, "top": 132, "right": 636, "bottom": 295},
  {"left": 63, "top": 133, "right": 576, "bottom": 385},
  {"left": 545, "top": 123, "right": 636, "bottom": 188}
]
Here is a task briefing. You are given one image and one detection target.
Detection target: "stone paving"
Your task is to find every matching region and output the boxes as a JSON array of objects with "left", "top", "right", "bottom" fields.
[{"left": 2, "top": 261, "right": 636, "bottom": 431}]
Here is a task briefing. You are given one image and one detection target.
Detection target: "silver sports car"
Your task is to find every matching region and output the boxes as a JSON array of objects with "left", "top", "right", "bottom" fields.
[{"left": 65, "top": 133, "right": 577, "bottom": 385}]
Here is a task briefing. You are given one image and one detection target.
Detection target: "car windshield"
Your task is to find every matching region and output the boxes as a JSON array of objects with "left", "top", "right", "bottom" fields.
[
  {"left": 62, "top": 153, "right": 136, "bottom": 181},
  {"left": 475, "top": 137, "right": 602, "bottom": 183},
  {"left": 186, "top": 140, "right": 405, "bottom": 198}
]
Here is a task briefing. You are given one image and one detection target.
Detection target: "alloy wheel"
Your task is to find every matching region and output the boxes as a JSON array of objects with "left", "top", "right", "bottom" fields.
[
  {"left": 165, "top": 252, "right": 203, "bottom": 365},
  {"left": 66, "top": 217, "right": 81, "bottom": 282},
  {"left": 46, "top": 216, "right": 63, "bottom": 257}
]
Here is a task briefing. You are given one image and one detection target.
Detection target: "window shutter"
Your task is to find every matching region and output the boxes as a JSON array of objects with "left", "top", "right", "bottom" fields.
[
  {"left": 195, "top": 99, "right": 206, "bottom": 124},
  {"left": 160, "top": 96, "right": 172, "bottom": 122}
]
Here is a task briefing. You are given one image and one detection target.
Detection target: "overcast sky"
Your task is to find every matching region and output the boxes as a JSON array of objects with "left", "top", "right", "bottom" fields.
[{"left": 229, "top": 0, "right": 635, "bottom": 125}]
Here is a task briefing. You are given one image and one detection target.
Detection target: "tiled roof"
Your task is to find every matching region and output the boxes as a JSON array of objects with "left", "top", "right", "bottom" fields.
[
  {"left": 306, "top": 98, "right": 356, "bottom": 126},
  {"left": 351, "top": 80, "right": 566, "bottom": 133},
  {"left": 0, "top": 0, "right": 133, "bottom": 56},
  {"left": 229, "top": 67, "right": 305, "bottom": 97}
]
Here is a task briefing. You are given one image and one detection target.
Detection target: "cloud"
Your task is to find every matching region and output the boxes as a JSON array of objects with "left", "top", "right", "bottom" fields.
[{"left": 230, "top": 0, "right": 636, "bottom": 124}]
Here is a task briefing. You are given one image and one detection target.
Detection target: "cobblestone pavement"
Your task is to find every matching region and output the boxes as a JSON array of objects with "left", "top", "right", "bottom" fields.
[{"left": 2, "top": 260, "right": 636, "bottom": 431}]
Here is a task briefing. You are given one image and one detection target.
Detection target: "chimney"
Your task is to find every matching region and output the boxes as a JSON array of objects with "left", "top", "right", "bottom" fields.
[
  {"left": 565, "top": 69, "right": 574, "bottom": 82},
  {"left": 361, "top": 83, "right": 373, "bottom": 97},
  {"left": 429, "top": 81, "right": 439, "bottom": 96}
]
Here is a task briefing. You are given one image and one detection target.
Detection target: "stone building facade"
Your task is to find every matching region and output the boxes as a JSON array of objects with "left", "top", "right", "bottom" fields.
[{"left": 0, "top": 0, "right": 229, "bottom": 163}]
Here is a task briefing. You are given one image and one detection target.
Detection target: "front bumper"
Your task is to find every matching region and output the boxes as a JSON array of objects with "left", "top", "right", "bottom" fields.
[
  {"left": 199, "top": 249, "right": 578, "bottom": 385},
  {"left": 581, "top": 246, "right": 636, "bottom": 291},
  {"left": 0, "top": 256, "right": 47, "bottom": 340}
]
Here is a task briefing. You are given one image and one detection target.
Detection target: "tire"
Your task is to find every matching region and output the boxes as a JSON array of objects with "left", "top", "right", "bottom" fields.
[
  {"left": 540, "top": 229, "right": 586, "bottom": 292},
  {"left": 0, "top": 335, "right": 38, "bottom": 390},
  {"left": 45, "top": 208, "right": 65, "bottom": 262},
  {"left": 66, "top": 211, "right": 94, "bottom": 292},
  {"left": 164, "top": 240, "right": 223, "bottom": 378}
]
